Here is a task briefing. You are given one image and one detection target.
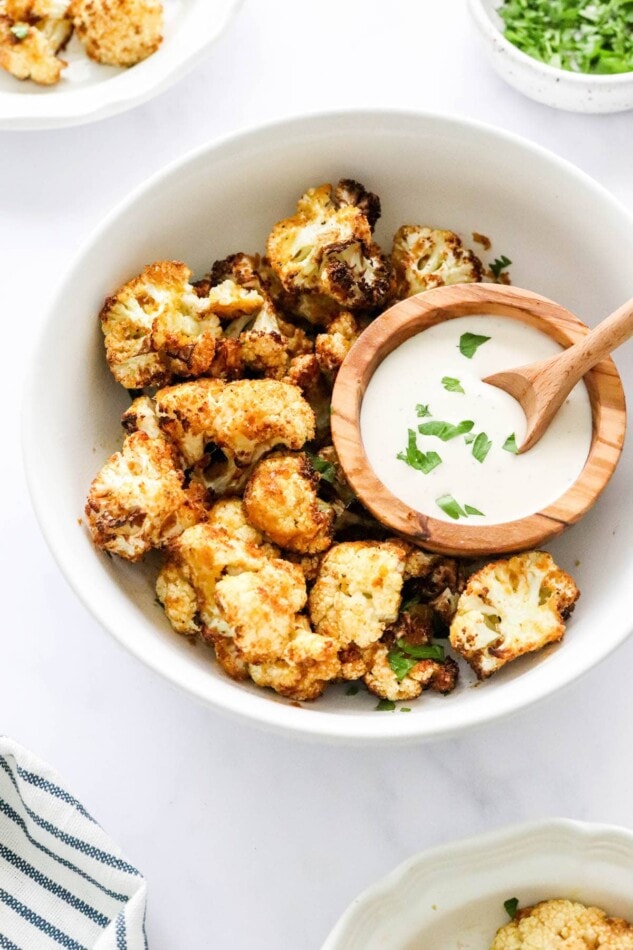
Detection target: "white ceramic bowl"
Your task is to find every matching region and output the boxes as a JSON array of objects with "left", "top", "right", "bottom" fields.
[
  {"left": 322, "top": 819, "right": 633, "bottom": 949},
  {"left": 468, "top": 0, "right": 633, "bottom": 113},
  {"left": 23, "top": 110, "right": 633, "bottom": 743},
  {"left": 0, "top": 0, "right": 242, "bottom": 130}
]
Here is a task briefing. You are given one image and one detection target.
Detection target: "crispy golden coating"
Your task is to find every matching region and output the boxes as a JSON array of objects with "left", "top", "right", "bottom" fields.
[
  {"left": 70, "top": 0, "right": 162, "bottom": 66},
  {"left": 491, "top": 898, "right": 633, "bottom": 949},
  {"left": 391, "top": 225, "right": 484, "bottom": 297},
  {"left": 315, "top": 310, "right": 359, "bottom": 377},
  {"left": 243, "top": 453, "right": 335, "bottom": 554},
  {"left": 155, "top": 378, "right": 315, "bottom": 468},
  {"left": 85, "top": 426, "right": 206, "bottom": 562},
  {"left": 363, "top": 641, "right": 459, "bottom": 702},
  {"left": 0, "top": 14, "right": 66, "bottom": 82},
  {"left": 100, "top": 261, "right": 237, "bottom": 389},
  {"left": 450, "top": 551, "right": 579, "bottom": 679},
  {"left": 309, "top": 540, "right": 409, "bottom": 648},
  {"left": 267, "top": 179, "right": 392, "bottom": 316},
  {"left": 6, "top": 0, "right": 69, "bottom": 16}
]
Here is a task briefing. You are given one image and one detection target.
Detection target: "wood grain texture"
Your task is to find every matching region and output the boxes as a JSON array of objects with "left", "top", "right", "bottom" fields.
[
  {"left": 485, "top": 294, "right": 633, "bottom": 452},
  {"left": 331, "top": 283, "right": 627, "bottom": 556}
]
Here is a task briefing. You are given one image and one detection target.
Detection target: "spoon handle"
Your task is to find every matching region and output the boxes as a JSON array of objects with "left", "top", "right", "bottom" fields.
[{"left": 558, "top": 296, "right": 633, "bottom": 381}]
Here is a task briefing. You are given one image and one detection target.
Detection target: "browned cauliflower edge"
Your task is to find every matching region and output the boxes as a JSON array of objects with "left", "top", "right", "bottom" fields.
[
  {"left": 392, "top": 225, "right": 484, "bottom": 297},
  {"left": 70, "top": 0, "right": 162, "bottom": 66},
  {"left": 490, "top": 898, "right": 633, "bottom": 949}
]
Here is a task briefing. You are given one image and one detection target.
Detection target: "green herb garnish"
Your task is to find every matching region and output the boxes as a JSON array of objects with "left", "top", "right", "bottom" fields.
[
  {"left": 498, "top": 0, "right": 633, "bottom": 75},
  {"left": 504, "top": 897, "right": 519, "bottom": 919},
  {"left": 400, "top": 707, "right": 412, "bottom": 713},
  {"left": 387, "top": 640, "right": 445, "bottom": 681},
  {"left": 502, "top": 433, "right": 519, "bottom": 454},
  {"left": 441, "top": 376, "right": 465, "bottom": 394},
  {"left": 489, "top": 254, "right": 513, "bottom": 278},
  {"left": 397, "top": 429, "right": 442, "bottom": 473},
  {"left": 418, "top": 419, "right": 474, "bottom": 441},
  {"left": 472, "top": 432, "right": 492, "bottom": 463},
  {"left": 436, "top": 495, "right": 485, "bottom": 520},
  {"left": 345, "top": 684, "right": 359, "bottom": 696},
  {"left": 307, "top": 452, "right": 336, "bottom": 484},
  {"left": 10, "top": 23, "right": 29, "bottom": 39},
  {"left": 459, "top": 332, "right": 491, "bottom": 359},
  {"left": 375, "top": 699, "right": 396, "bottom": 711},
  {"left": 416, "top": 403, "right": 431, "bottom": 417}
]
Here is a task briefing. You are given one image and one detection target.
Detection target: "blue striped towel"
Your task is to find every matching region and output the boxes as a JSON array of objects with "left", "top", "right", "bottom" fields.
[{"left": 0, "top": 738, "right": 147, "bottom": 949}]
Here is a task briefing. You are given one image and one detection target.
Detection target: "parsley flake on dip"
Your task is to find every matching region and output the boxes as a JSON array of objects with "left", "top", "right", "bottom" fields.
[{"left": 360, "top": 315, "right": 593, "bottom": 526}]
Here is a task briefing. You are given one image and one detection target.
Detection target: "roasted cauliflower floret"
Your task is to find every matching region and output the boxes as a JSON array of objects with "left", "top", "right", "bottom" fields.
[
  {"left": 85, "top": 417, "right": 206, "bottom": 561},
  {"left": 315, "top": 310, "right": 360, "bottom": 377},
  {"left": 491, "top": 898, "right": 633, "bottom": 949},
  {"left": 267, "top": 179, "right": 392, "bottom": 314},
  {"left": 309, "top": 540, "right": 409, "bottom": 648},
  {"left": 0, "top": 15, "right": 66, "bottom": 83},
  {"left": 243, "top": 453, "right": 335, "bottom": 554},
  {"left": 392, "top": 225, "right": 484, "bottom": 297},
  {"left": 155, "top": 378, "right": 315, "bottom": 468},
  {"left": 450, "top": 551, "right": 579, "bottom": 679},
  {"left": 70, "top": 0, "right": 162, "bottom": 66},
  {"left": 6, "top": 0, "right": 69, "bottom": 15},
  {"left": 100, "top": 261, "right": 236, "bottom": 389}
]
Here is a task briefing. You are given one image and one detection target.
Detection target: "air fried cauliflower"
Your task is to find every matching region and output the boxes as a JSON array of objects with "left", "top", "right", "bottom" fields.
[
  {"left": 243, "top": 453, "right": 335, "bottom": 554},
  {"left": 491, "top": 898, "right": 633, "bottom": 949},
  {"left": 0, "top": 13, "right": 67, "bottom": 82},
  {"left": 267, "top": 179, "right": 392, "bottom": 315},
  {"left": 392, "top": 225, "right": 484, "bottom": 297},
  {"left": 70, "top": 0, "right": 162, "bottom": 66},
  {"left": 155, "top": 378, "right": 315, "bottom": 468},
  {"left": 450, "top": 551, "right": 579, "bottom": 679},
  {"left": 309, "top": 540, "right": 409, "bottom": 648},
  {"left": 85, "top": 398, "right": 206, "bottom": 561}
]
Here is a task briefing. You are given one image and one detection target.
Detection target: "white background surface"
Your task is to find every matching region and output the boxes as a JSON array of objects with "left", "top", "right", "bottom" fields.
[{"left": 2, "top": 2, "right": 633, "bottom": 947}]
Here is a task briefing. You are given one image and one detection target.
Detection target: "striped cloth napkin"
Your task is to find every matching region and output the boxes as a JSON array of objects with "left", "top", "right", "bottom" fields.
[{"left": 0, "top": 738, "right": 147, "bottom": 949}]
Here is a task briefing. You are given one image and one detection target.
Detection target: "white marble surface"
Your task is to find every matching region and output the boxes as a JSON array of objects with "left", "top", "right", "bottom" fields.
[{"left": 1, "top": 2, "right": 633, "bottom": 947}]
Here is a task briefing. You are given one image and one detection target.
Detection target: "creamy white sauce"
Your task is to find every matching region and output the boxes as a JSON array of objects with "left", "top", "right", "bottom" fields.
[{"left": 360, "top": 315, "right": 593, "bottom": 525}]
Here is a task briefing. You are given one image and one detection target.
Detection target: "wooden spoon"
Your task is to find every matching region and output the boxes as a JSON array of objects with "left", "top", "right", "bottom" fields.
[{"left": 484, "top": 296, "right": 633, "bottom": 453}]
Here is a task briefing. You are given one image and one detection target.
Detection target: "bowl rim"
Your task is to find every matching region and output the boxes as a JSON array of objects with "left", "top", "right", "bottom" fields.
[
  {"left": 0, "top": 0, "right": 244, "bottom": 131},
  {"left": 331, "top": 283, "right": 626, "bottom": 557},
  {"left": 22, "top": 107, "right": 633, "bottom": 743},
  {"left": 468, "top": 0, "right": 633, "bottom": 85},
  {"left": 321, "top": 817, "right": 633, "bottom": 948}
]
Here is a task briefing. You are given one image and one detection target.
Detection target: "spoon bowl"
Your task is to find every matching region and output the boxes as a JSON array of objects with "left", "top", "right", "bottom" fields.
[{"left": 331, "top": 284, "right": 626, "bottom": 556}]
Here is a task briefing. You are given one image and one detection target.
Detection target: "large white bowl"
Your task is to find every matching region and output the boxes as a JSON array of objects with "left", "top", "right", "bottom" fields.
[
  {"left": 0, "top": 0, "right": 242, "bottom": 130},
  {"left": 322, "top": 819, "right": 633, "bottom": 948},
  {"left": 23, "top": 110, "right": 633, "bottom": 743},
  {"left": 468, "top": 0, "right": 633, "bottom": 113}
]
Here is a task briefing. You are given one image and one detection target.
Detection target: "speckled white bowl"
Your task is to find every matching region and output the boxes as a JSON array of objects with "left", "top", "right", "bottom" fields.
[
  {"left": 322, "top": 820, "right": 633, "bottom": 949},
  {"left": 468, "top": 0, "right": 633, "bottom": 113}
]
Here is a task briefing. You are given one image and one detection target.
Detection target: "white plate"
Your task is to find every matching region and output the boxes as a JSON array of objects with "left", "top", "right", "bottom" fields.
[
  {"left": 322, "top": 819, "right": 633, "bottom": 949},
  {"left": 0, "top": 0, "right": 242, "bottom": 130},
  {"left": 23, "top": 110, "right": 633, "bottom": 743}
]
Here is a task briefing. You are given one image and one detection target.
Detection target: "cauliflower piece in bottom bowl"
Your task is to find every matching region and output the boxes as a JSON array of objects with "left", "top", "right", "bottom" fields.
[{"left": 491, "top": 898, "right": 633, "bottom": 949}]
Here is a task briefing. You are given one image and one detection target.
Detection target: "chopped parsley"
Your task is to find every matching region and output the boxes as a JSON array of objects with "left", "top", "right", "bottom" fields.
[
  {"left": 472, "top": 431, "right": 492, "bottom": 463},
  {"left": 307, "top": 452, "right": 336, "bottom": 484},
  {"left": 375, "top": 699, "right": 396, "bottom": 711},
  {"left": 400, "top": 707, "right": 412, "bottom": 713},
  {"left": 10, "top": 23, "right": 29, "bottom": 39},
  {"left": 436, "top": 494, "right": 485, "bottom": 520},
  {"left": 504, "top": 897, "right": 519, "bottom": 919},
  {"left": 441, "top": 376, "right": 465, "bottom": 394},
  {"left": 416, "top": 403, "right": 431, "bottom": 417},
  {"left": 418, "top": 419, "right": 474, "bottom": 441},
  {"left": 503, "top": 433, "right": 519, "bottom": 454},
  {"left": 388, "top": 639, "right": 445, "bottom": 681},
  {"left": 459, "top": 332, "right": 491, "bottom": 358},
  {"left": 489, "top": 254, "right": 513, "bottom": 278},
  {"left": 397, "top": 429, "right": 442, "bottom": 474},
  {"left": 345, "top": 684, "right": 359, "bottom": 696},
  {"left": 498, "top": 0, "right": 633, "bottom": 74}
]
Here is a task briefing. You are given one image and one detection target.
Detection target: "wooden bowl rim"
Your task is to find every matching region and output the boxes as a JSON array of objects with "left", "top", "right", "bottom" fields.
[{"left": 331, "top": 283, "right": 627, "bottom": 556}]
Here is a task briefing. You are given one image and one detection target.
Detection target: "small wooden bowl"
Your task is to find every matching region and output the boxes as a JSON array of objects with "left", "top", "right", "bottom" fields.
[{"left": 331, "top": 284, "right": 626, "bottom": 556}]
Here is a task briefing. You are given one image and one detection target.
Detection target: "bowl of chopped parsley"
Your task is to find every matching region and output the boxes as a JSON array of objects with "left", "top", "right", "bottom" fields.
[{"left": 468, "top": 0, "right": 633, "bottom": 112}]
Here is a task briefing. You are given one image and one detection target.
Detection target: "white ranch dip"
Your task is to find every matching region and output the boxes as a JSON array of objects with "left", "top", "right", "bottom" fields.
[{"left": 360, "top": 315, "right": 593, "bottom": 525}]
